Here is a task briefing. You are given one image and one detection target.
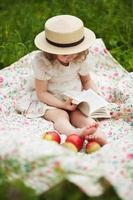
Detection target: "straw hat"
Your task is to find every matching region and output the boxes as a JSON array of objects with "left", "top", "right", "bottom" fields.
[{"left": 34, "top": 15, "right": 96, "bottom": 55}]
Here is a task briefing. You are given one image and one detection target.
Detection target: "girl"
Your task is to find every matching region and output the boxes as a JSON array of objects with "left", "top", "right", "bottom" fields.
[{"left": 18, "top": 15, "right": 107, "bottom": 145}]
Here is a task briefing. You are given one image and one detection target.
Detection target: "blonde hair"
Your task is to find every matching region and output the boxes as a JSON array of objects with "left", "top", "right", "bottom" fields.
[{"left": 44, "top": 49, "right": 89, "bottom": 64}]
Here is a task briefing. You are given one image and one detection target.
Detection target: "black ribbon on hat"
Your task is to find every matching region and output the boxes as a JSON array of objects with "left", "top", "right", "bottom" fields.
[{"left": 46, "top": 36, "right": 84, "bottom": 48}]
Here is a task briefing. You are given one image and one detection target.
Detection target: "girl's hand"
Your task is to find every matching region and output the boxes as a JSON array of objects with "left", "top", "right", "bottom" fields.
[{"left": 63, "top": 98, "right": 77, "bottom": 111}]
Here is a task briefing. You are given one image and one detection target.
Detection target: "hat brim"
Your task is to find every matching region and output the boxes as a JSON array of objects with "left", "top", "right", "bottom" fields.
[{"left": 34, "top": 28, "right": 96, "bottom": 55}]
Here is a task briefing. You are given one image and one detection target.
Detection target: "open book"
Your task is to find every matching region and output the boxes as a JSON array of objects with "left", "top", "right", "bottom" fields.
[{"left": 63, "top": 89, "right": 111, "bottom": 119}]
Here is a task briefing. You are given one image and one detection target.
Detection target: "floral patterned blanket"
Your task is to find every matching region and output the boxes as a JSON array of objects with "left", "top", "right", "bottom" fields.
[{"left": 0, "top": 39, "right": 133, "bottom": 200}]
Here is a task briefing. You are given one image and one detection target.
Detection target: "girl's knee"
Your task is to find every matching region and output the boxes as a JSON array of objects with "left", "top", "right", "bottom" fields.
[
  {"left": 69, "top": 109, "right": 80, "bottom": 119},
  {"left": 56, "top": 109, "right": 69, "bottom": 120},
  {"left": 44, "top": 108, "right": 69, "bottom": 122}
]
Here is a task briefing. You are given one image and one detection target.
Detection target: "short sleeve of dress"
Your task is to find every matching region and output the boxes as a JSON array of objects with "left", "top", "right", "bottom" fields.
[
  {"left": 32, "top": 53, "right": 52, "bottom": 80},
  {"left": 78, "top": 59, "right": 90, "bottom": 76}
]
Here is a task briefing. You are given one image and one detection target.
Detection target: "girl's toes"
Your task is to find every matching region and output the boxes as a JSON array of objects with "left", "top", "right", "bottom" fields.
[
  {"left": 82, "top": 126, "right": 97, "bottom": 138},
  {"left": 95, "top": 122, "right": 99, "bottom": 128},
  {"left": 87, "top": 134, "right": 107, "bottom": 146}
]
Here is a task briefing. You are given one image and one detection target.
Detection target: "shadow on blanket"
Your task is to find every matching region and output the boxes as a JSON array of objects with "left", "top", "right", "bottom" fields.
[{"left": 0, "top": 39, "right": 133, "bottom": 200}]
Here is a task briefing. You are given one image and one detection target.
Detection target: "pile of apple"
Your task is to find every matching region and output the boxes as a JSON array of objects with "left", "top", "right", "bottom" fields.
[{"left": 42, "top": 131, "right": 101, "bottom": 153}]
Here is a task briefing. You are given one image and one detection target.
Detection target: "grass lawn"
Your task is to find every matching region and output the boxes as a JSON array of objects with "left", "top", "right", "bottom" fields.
[
  {"left": 0, "top": 0, "right": 133, "bottom": 71},
  {"left": 0, "top": 0, "right": 132, "bottom": 199},
  {"left": 0, "top": 178, "right": 122, "bottom": 200}
]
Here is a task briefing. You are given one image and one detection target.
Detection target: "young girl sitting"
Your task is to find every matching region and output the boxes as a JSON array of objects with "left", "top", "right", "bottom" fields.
[{"left": 17, "top": 15, "right": 107, "bottom": 145}]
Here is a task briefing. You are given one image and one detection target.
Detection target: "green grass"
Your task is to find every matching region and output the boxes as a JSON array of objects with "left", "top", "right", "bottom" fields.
[
  {"left": 40, "top": 180, "right": 122, "bottom": 200},
  {"left": 0, "top": 177, "right": 122, "bottom": 200},
  {"left": 0, "top": 0, "right": 133, "bottom": 71}
]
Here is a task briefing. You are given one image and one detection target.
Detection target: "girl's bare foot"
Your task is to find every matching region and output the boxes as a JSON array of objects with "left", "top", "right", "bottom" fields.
[
  {"left": 80, "top": 121, "right": 99, "bottom": 139},
  {"left": 85, "top": 128, "right": 107, "bottom": 146}
]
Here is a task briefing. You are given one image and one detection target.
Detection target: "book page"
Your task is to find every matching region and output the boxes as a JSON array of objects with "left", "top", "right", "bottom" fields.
[
  {"left": 81, "top": 89, "right": 109, "bottom": 114},
  {"left": 62, "top": 89, "right": 110, "bottom": 118},
  {"left": 63, "top": 89, "right": 108, "bottom": 111},
  {"left": 63, "top": 90, "right": 86, "bottom": 103},
  {"left": 90, "top": 107, "right": 111, "bottom": 118}
]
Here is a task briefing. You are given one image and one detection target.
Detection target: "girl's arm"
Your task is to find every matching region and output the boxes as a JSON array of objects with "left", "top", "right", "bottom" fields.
[
  {"left": 80, "top": 73, "right": 98, "bottom": 92},
  {"left": 35, "top": 79, "right": 76, "bottom": 111}
]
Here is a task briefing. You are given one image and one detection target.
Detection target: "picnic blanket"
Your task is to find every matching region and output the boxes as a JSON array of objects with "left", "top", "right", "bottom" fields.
[{"left": 0, "top": 39, "right": 133, "bottom": 200}]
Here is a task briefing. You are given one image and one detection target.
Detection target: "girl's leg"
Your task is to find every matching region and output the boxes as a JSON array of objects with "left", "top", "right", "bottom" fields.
[
  {"left": 69, "top": 109, "right": 98, "bottom": 128},
  {"left": 44, "top": 108, "right": 96, "bottom": 136},
  {"left": 44, "top": 108, "right": 76, "bottom": 135},
  {"left": 69, "top": 109, "right": 107, "bottom": 145},
  {"left": 69, "top": 109, "right": 99, "bottom": 136}
]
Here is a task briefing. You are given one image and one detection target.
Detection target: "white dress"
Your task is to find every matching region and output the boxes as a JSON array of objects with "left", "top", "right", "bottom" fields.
[{"left": 16, "top": 51, "right": 91, "bottom": 118}]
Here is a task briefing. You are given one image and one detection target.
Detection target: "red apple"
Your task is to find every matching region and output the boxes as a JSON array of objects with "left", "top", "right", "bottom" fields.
[
  {"left": 42, "top": 131, "right": 61, "bottom": 144},
  {"left": 66, "top": 134, "right": 84, "bottom": 151},
  {"left": 86, "top": 141, "right": 101, "bottom": 154},
  {"left": 63, "top": 142, "right": 78, "bottom": 152}
]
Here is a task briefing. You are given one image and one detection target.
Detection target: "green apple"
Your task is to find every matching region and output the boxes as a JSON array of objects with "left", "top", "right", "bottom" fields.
[
  {"left": 86, "top": 141, "right": 101, "bottom": 153},
  {"left": 63, "top": 142, "right": 78, "bottom": 152}
]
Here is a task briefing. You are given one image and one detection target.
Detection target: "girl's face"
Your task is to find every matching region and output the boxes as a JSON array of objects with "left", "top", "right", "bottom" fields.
[{"left": 56, "top": 54, "right": 78, "bottom": 65}]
